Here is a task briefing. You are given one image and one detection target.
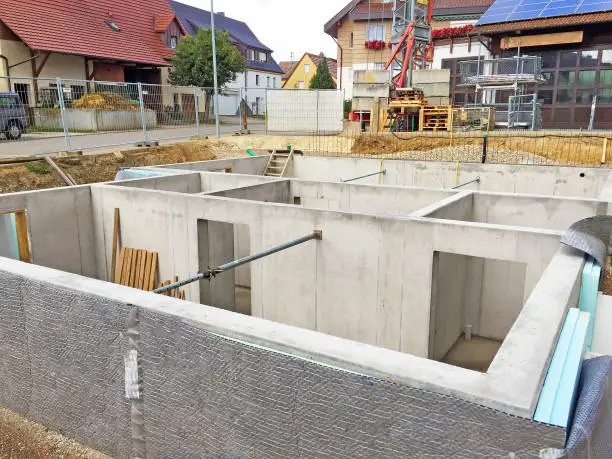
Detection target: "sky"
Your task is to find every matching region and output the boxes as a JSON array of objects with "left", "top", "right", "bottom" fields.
[{"left": 177, "top": 0, "right": 349, "bottom": 62}]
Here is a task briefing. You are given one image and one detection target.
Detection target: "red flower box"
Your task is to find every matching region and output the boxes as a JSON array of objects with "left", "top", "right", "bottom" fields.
[
  {"left": 431, "top": 24, "right": 474, "bottom": 40},
  {"left": 365, "top": 40, "right": 388, "bottom": 50}
]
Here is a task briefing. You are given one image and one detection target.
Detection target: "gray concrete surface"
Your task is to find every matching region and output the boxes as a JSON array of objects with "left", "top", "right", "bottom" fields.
[
  {"left": 0, "top": 258, "right": 566, "bottom": 458},
  {"left": 0, "top": 154, "right": 604, "bottom": 457}
]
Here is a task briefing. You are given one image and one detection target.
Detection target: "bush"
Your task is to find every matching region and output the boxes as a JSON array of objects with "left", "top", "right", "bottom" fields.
[{"left": 344, "top": 99, "right": 352, "bottom": 120}]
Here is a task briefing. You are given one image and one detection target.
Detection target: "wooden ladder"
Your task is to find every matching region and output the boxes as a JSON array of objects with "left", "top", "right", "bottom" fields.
[{"left": 264, "top": 148, "right": 294, "bottom": 177}]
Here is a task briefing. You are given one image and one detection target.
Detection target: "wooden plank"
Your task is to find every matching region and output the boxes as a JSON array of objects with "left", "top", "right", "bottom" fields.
[
  {"left": 503, "top": 31, "right": 583, "bottom": 49},
  {"left": 138, "top": 250, "right": 147, "bottom": 289},
  {"left": 121, "top": 248, "right": 132, "bottom": 286},
  {"left": 129, "top": 249, "right": 138, "bottom": 287},
  {"left": 116, "top": 248, "right": 126, "bottom": 285},
  {"left": 110, "top": 209, "right": 120, "bottom": 283},
  {"left": 142, "top": 252, "right": 152, "bottom": 291},
  {"left": 134, "top": 250, "right": 143, "bottom": 289},
  {"left": 172, "top": 275, "right": 179, "bottom": 297},
  {"left": 163, "top": 280, "right": 171, "bottom": 296},
  {"left": 14, "top": 211, "right": 31, "bottom": 263},
  {"left": 148, "top": 253, "right": 158, "bottom": 291}
]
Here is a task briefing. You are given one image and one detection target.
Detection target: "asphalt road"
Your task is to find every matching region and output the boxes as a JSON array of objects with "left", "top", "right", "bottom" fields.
[{"left": 0, "top": 120, "right": 265, "bottom": 157}]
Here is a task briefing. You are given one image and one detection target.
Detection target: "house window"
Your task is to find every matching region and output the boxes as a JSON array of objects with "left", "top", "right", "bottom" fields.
[
  {"left": 256, "top": 75, "right": 260, "bottom": 86},
  {"left": 349, "top": 32, "right": 354, "bottom": 48},
  {"left": 298, "top": 81, "right": 304, "bottom": 89},
  {"left": 367, "top": 24, "right": 385, "bottom": 41},
  {"left": 248, "top": 49, "right": 255, "bottom": 60},
  {"left": 259, "top": 51, "right": 267, "bottom": 62},
  {"left": 267, "top": 76, "right": 270, "bottom": 87},
  {"left": 14, "top": 83, "right": 30, "bottom": 106},
  {"left": 304, "top": 63, "right": 310, "bottom": 73},
  {"left": 170, "top": 36, "right": 178, "bottom": 49}
]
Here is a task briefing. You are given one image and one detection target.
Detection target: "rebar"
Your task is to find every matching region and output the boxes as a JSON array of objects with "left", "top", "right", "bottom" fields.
[{"left": 341, "top": 170, "right": 387, "bottom": 182}]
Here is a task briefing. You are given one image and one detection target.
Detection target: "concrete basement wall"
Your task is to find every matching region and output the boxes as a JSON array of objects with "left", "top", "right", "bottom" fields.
[
  {"left": 0, "top": 186, "right": 96, "bottom": 277},
  {"left": 207, "top": 180, "right": 291, "bottom": 204},
  {"left": 471, "top": 193, "right": 605, "bottom": 231},
  {"left": 289, "top": 179, "right": 455, "bottom": 215},
  {"left": 0, "top": 259, "right": 565, "bottom": 457},
  {"left": 109, "top": 172, "right": 201, "bottom": 193},
  {"left": 288, "top": 156, "right": 612, "bottom": 197},
  {"left": 91, "top": 183, "right": 561, "bottom": 359},
  {"left": 155, "top": 155, "right": 269, "bottom": 175},
  {"left": 199, "top": 171, "right": 279, "bottom": 193}
]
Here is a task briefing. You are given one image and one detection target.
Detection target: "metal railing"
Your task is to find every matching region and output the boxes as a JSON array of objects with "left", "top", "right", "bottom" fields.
[
  {"left": 0, "top": 76, "right": 269, "bottom": 156},
  {"left": 459, "top": 56, "right": 543, "bottom": 86}
]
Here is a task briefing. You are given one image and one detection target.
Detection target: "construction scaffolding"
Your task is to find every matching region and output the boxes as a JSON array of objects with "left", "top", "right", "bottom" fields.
[{"left": 458, "top": 54, "right": 544, "bottom": 130}]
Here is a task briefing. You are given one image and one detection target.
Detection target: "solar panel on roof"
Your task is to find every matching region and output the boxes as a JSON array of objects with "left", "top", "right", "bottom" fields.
[{"left": 478, "top": 0, "right": 612, "bottom": 25}]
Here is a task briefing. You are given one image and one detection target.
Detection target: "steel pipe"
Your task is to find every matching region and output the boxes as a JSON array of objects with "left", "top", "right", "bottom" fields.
[
  {"left": 341, "top": 170, "right": 387, "bottom": 183},
  {"left": 153, "top": 231, "right": 322, "bottom": 295},
  {"left": 452, "top": 177, "right": 480, "bottom": 189}
]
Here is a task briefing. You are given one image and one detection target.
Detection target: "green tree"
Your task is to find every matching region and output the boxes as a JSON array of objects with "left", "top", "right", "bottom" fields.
[
  {"left": 169, "top": 28, "right": 246, "bottom": 119},
  {"left": 309, "top": 57, "right": 336, "bottom": 89}
]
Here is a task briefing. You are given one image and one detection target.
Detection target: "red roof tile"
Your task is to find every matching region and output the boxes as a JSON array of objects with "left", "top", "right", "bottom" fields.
[
  {"left": 307, "top": 53, "right": 338, "bottom": 83},
  {"left": 279, "top": 61, "right": 298, "bottom": 80},
  {"left": 0, "top": 0, "right": 179, "bottom": 66}
]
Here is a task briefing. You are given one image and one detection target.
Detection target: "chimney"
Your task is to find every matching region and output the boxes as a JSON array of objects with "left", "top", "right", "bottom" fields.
[
  {"left": 319, "top": 52, "right": 324, "bottom": 57},
  {"left": 218, "top": 12, "right": 225, "bottom": 16}
]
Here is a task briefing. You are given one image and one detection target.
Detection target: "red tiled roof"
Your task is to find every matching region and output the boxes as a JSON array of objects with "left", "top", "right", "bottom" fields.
[
  {"left": 0, "top": 0, "right": 179, "bottom": 66},
  {"left": 307, "top": 53, "right": 338, "bottom": 82},
  {"left": 154, "top": 12, "right": 176, "bottom": 33},
  {"left": 279, "top": 61, "right": 298, "bottom": 80},
  {"left": 474, "top": 11, "right": 612, "bottom": 33}
]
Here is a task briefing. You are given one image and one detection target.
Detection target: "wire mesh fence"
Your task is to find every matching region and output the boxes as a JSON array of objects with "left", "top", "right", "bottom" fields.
[{"left": 0, "top": 76, "right": 266, "bottom": 156}]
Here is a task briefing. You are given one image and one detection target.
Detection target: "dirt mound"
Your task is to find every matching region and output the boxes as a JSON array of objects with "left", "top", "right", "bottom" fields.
[
  {"left": 56, "top": 141, "right": 217, "bottom": 185},
  {"left": 0, "top": 140, "right": 218, "bottom": 193},
  {"left": 73, "top": 92, "right": 138, "bottom": 110}
]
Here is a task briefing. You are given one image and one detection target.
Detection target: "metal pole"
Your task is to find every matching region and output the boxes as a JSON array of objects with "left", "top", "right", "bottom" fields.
[
  {"left": 56, "top": 78, "right": 71, "bottom": 151},
  {"left": 210, "top": 0, "right": 221, "bottom": 138},
  {"left": 194, "top": 86, "right": 200, "bottom": 137},
  {"left": 341, "top": 170, "right": 387, "bottom": 182},
  {"left": 137, "top": 82, "right": 148, "bottom": 143},
  {"left": 588, "top": 95, "right": 597, "bottom": 131},
  {"left": 153, "top": 231, "right": 322, "bottom": 295},
  {"left": 452, "top": 177, "right": 480, "bottom": 189}
]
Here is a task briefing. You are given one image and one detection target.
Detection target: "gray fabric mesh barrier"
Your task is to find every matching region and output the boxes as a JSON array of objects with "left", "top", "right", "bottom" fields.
[
  {"left": 564, "top": 356, "right": 612, "bottom": 459},
  {"left": 0, "top": 270, "right": 567, "bottom": 458}
]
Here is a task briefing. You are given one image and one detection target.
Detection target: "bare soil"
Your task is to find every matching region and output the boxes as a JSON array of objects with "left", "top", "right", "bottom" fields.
[
  {"left": 0, "top": 407, "right": 110, "bottom": 459},
  {"left": 601, "top": 257, "right": 612, "bottom": 296}
]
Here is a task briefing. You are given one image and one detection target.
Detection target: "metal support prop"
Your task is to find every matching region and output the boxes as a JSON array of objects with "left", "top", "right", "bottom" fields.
[
  {"left": 153, "top": 231, "right": 322, "bottom": 295},
  {"left": 56, "top": 78, "right": 71, "bottom": 151},
  {"left": 210, "top": 0, "right": 221, "bottom": 138},
  {"left": 194, "top": 86, "right": 200, "bottom": 137},
  {"left": 137, "top": 82, "right": 148, "bottom": 143},
  {"left": 341, "top": 170, "right": 387, "bottom": 183},
  {"left": 452, "top": 177, "right": 480, "bottom": 189}
]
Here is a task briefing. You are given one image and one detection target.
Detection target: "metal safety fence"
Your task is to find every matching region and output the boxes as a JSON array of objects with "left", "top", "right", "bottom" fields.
[{"left": 0, "top": 76, "right": 267, "bottom": 156}]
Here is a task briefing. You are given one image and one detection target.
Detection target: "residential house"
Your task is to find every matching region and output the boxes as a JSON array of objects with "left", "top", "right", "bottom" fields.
[
  {"left": 280, "top": 61, "right": 298, "bottom": 86},
  {"left": 170, "top": 0, "right": 284, "bottom": 116},
  {"left": 474, "top": 1, "right": 612, "bottom": 129},
  {"left": 282, "top": 53, "right": 338, "bottom": 89},
  {"left": 0, "top": 0, "right": 184, "bottom": 106},
  {"left": 324, "top": 0, "right": 493, "bottom": 99}
]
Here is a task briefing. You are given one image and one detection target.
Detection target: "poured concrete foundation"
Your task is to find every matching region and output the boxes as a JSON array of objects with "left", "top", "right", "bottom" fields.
[{"left": 0, "top": 154, "right": 609, "bottom": 457}]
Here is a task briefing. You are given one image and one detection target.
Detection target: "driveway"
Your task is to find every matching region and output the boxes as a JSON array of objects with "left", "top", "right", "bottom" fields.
[{"left": 0, "top": 119, "right": 265, "bottom": 157}]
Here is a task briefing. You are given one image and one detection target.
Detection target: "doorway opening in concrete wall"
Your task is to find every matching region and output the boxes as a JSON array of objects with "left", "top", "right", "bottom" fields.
[
  {"left": 429, "top": 251, "right": 527, "bottom": 372},
  {"left": 0, "top": 211, "right": 31, "bottom": 263},
  {"left": 197, "top": 219, "right": 251, "bottom": 315}
]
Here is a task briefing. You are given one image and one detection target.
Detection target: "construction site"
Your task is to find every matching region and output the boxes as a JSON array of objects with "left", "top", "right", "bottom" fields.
[{"left": 1, "top": 0, "right": 612, "bottom": 458}]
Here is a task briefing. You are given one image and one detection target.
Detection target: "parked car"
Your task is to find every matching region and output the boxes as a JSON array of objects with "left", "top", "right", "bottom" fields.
[{"left": 0, "top": 92, "right": 29, "bottom": 140}]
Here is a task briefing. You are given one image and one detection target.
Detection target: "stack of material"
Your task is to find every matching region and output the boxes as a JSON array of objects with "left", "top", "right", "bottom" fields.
[
  {"left": 157, "top": 276, "right": 186, "bottom": 299},
  {"left": 419, "top": 105, "right": 454, "bottom": 132},
  {"left": 115, "top": 247, "right": 158, "bottom": 290}
]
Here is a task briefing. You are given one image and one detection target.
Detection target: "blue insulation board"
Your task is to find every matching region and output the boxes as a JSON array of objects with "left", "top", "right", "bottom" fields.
[
  {"left": 478, "top": 0, "right": 612, "bottom": 26},
  {"left": 534, "top": 308, "right": 590, "bottom": 428},
  {"left": 578, "top": 256, "right": 601, "bottom": 352}
]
